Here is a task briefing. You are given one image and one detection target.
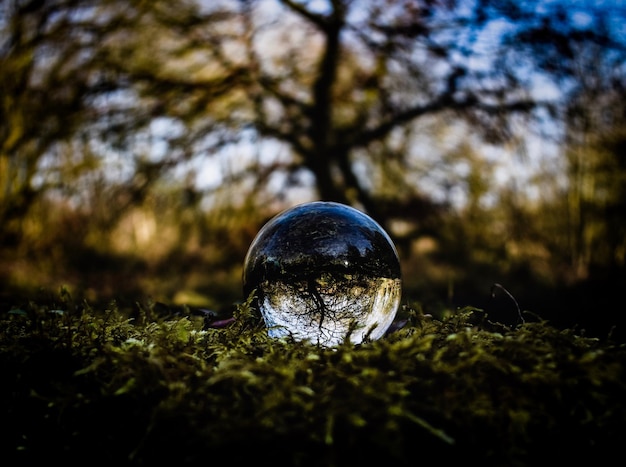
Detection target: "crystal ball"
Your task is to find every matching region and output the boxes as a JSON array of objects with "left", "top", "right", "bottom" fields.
[{"left": 243, "top": 201, "right": 402, "bottom": 346}]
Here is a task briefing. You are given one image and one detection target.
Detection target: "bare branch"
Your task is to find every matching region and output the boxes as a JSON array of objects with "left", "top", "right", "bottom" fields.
[{"left": 280, "top": 0, "right": 330, "bottom": 30}]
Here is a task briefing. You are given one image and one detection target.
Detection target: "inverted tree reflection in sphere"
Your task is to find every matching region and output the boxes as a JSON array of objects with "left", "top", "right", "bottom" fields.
[{"left": 243, "top": 201, "right": 402, "bottom": 347}]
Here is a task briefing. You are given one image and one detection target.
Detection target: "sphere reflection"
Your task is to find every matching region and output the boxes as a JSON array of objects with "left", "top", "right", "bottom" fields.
[{"left": 243, "top": 201, "right": 402, "bottom": 347}]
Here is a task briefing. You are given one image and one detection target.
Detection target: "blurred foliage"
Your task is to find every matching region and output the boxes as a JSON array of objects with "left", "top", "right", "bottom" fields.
[
  {"left": 1, "top": 0, "right": 626, "bottom": 339},
  {"left": 1, "top": 295, "right": 625, "bottom": 465}
]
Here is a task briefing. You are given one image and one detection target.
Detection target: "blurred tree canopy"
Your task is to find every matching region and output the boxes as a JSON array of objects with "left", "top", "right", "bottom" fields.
[{"left": 1, "top": 0, "right": 626, "bottom": 336}]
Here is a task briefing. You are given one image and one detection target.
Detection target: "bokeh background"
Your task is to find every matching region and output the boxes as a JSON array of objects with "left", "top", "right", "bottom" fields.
[{"left": 1, "top": 0, "right": 625, "bottom": 339}]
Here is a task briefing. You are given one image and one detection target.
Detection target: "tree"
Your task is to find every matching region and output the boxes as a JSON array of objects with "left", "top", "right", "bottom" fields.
[
  {"left": 0, "top": 0, "right": 244, "bottom": 244},
  {"left": 2, "top": 0, "right": 626, "bottom": 305},
  {"left": 0, "top": 0, "right": 551, "bottom": 236},
  {"left": 506, "top": 0, "right": 626, "bottom": 279},
  {"left": 239, "top": 0, "right": 541, "bottom": 223}
]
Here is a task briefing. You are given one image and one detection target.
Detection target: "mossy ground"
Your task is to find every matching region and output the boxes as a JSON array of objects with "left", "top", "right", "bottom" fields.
[{"left": 1, "top": 291, "right": 625, "bottom": 466}]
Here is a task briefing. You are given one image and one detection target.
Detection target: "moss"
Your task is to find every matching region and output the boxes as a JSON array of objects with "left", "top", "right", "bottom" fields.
[{"left": 1, "top": 295, "right": 625, "bottom": 466}]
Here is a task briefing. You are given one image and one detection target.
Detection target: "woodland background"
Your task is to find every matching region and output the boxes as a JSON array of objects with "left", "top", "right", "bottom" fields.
[{"left": 1, "top": 0, "right": 625, "bottom": 340}]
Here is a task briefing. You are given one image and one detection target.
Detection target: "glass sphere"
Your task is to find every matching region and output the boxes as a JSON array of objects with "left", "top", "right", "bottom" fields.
[{"left": 243, "top": 201, "right": 402, "bottom": 346}]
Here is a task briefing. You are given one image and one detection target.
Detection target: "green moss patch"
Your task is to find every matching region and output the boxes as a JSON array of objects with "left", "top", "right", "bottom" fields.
[{"left": 2, "top": 294, "right": 625, "bottom": 466}]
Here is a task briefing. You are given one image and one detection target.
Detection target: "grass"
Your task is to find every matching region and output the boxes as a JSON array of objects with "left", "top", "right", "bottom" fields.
[{"left": 1, "top": 291, "right": 625, "bottom": 466}]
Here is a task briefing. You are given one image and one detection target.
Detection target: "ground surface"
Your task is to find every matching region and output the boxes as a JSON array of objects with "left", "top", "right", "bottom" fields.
[{"left": 1, "top": 295, "right": 625, "bottom": 466}]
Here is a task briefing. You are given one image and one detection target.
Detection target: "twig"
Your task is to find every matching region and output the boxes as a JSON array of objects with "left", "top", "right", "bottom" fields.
[{"left": 491, "top": 283, "right": 525, "bottom": 324}]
